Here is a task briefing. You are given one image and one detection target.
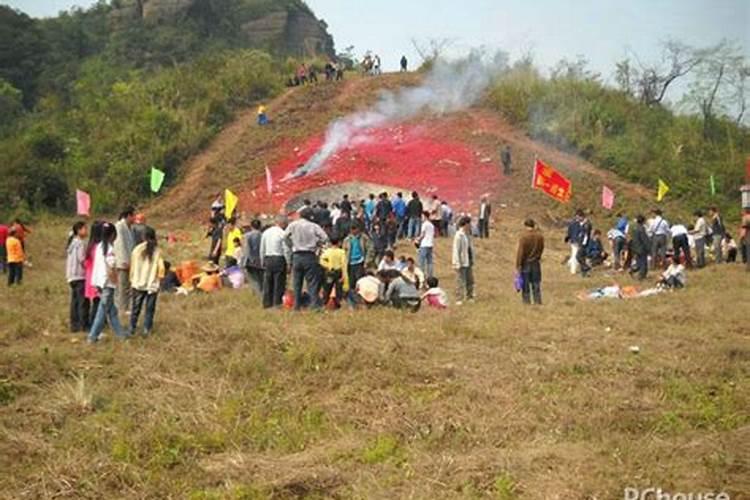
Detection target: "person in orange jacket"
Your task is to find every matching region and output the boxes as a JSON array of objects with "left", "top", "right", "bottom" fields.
[{"left": 6, "top": 227, "right": 25, "bottom": 286}]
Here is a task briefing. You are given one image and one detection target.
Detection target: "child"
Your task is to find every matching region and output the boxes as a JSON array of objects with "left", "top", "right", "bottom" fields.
[
  {"left": 129, "top": 227, "right": 165, "bottom": 337},
  {"left": 232, "top": 237, "right": 243, "bottom": 265},
  {"left": 658, "top": 256, "right": 686, "bottom": 289},
  {"left": 377, "top": 250, "right": 398, "bottom": 272},
  {"left": 722, "top": 234, "right": 738, "bottom": 263},
  {"left": 320, "top": 237, "right": 346, "bottom": 308},
  {"left": 160, "top": 261, "right": 181, "bottom": 293},
  {"left": 66, "top": 221, "right": 90, "bottom": 332},
  {"left": 422, "top": 276, "right": 448, "bottom": 309},
  {"left": 6, "top": 227, "right": 24, "bottom": 286},
  {"left": 88, "top": 223, "right": 127, "bottom": 343}
]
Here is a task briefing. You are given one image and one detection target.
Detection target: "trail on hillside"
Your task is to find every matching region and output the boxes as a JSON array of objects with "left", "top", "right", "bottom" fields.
[{"left": 152, "top": 73, "right": 669, "bottom": 224}]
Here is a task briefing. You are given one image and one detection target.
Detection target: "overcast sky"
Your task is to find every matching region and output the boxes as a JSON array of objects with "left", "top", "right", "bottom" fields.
[{"left": 5, "top": 0, "right": 749, "bottom": 86}]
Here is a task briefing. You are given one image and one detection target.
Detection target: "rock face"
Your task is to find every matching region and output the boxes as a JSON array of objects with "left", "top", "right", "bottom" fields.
[{"left": 110, "top": 0, "right": 335, "bottom": 58}]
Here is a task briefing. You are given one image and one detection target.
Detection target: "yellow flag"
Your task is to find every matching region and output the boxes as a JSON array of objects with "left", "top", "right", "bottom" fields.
[
  {"left": 225, "top": 189, "right": 239, "bottom": 218},
  {"left": 657, "top": 179, "right": 669, "bottom": 202}
]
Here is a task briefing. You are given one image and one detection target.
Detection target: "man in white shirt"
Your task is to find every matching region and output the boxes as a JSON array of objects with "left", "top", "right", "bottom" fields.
[
  {"left": 259, "top": 215, "right": 290, "bottom": 308},
  {"left": 670, "top": 222, "right": 692, "bottom": 267},
  {"left": 416, "top": 211, "right": 435, "bottom": 278},
  {"left": 284, "top": 211, "right": 329, "bottom": 310},
  {"left": 649, "top": 209, "right": 670, "bottom": 269},
  {"left": 690, "top": 210, "right": 709, "bottom": 268}
]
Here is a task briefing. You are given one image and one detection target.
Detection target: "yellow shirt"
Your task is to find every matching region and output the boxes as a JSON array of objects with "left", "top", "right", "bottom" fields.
[
  {"left": 320, "top": 247, "right": 345, "bottom": 272},
  {"left": 6, "top": 236, "right": 24, "bottom": 264},
  {"left": 225, "top": 228, "right": 243, "bottom": 258}
]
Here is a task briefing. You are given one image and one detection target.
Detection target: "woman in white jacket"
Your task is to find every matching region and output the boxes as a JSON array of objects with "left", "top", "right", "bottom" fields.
[
  {"left": 88, "top": 223, "right": 127, "bottom": 343},
  {"left": 128, "top": 227, "right": 164, "bottom": 337}
]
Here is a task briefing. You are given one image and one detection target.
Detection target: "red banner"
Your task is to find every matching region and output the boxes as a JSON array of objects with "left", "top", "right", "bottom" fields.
[{"left": 532, "top": 159, "right": 572, "bottom": 203}]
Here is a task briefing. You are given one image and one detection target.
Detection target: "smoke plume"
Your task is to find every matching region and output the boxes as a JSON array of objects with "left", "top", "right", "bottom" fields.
[{"left": 283, "top": 50, "right": 509, "bottom": 180}]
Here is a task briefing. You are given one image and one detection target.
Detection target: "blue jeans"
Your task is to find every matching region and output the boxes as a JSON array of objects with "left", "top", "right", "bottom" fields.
[
  {"left": 130, "top": 290, "right": 158, "bottom": 336},
  {"left": 88, "top": 287, "right": 126, "bottom": 342},
  {"left": 407, "top": 217, "right": 421, "bottom": 239},
  {"left": 418, "top": 246, "right": 434, "bottom": 278}
]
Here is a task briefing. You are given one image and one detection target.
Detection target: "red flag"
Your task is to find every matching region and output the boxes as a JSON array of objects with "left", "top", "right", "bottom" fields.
[
  {"left": 265, "top": 166, "right": 273, "bottom": 194},
  {"left": 531, "top": 159, "right": 572, "bottom": 203},
  {"left": 602, "top": 185, "right": 615, "bottom": 210},
  {"left": 76, "top": 189, "right": 91, "bottom": 216}
]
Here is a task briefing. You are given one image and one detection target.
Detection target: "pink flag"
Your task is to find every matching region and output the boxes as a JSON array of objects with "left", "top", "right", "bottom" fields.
[
  {"left": 601, "top": 185, "right": 615, "bottom": 210},
  {"left": 265, "top": 166, "right": 273, "bottom": 194},
  {"left": 76, "top": 189, "right": 91, "bottom": 216}
]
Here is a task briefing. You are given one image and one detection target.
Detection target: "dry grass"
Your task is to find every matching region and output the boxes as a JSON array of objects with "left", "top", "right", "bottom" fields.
[{"left": 0, "top": 216, "right": 748, "bottom": 499}]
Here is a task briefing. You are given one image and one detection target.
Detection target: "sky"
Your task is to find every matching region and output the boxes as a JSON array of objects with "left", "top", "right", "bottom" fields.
[{"left": 5, "top": 0, "right": 749, "bottom": 87}]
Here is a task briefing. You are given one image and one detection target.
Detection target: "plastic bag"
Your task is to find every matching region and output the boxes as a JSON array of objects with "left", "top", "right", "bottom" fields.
[{"left": 513, "top": 273, "right": 524, "bottom": 292}]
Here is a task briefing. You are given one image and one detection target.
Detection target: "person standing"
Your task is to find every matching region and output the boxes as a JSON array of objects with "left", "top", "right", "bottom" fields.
[
  {"left": 131, "top": 213, "right": 148, "bottom": 246},
  {"left": 284, "top": 211, "right": 329, "bottom": 311},
  {"left": 392, "top": 192, "right": 407, "bottom": 239},
  {"left": 88, "top": 223, "right": 127, "bottom": 343},
  {"left": 452, "top": 216, "right": 475, "bottom": 304},
  {"left": 741, "top": 208, "right": 750, "bottom": 270},
  {"left": 400, "top": 55, "right": 408, "bottom": 72},
  {"left": 406, "top": 192, "right": 423, "bottom": 239},
  {"left": 629, "top": 215, "right": 651, "bottom": 280},
  {"left": 129, "top": 227, "right": 164, "bottom": 337},
  {"left": 575, "top": 210, "right": 593, "bottom": 277},
  {"left": 224, "top": 218, "right": 243, "bottom": 267},
  {"left": 478, "top": 197, "right": 492, "bottom": 239},
  {"left": 565, "top": 212, "right": 582, "bottom": 275},
  {"left": 440, "top": 201, "right": 454, "bottom": 237},
  {"left": 691, "top": 210, "right": 709, "bottom": 268},
  {"left": 113, "top": 207, "right": 136, "bottom": 314},
  {"left": 375, "top": 192, "right": 392, "bottom": 226},
  {"left": 340, "top": 194, "right": 353, "bottom": 216},
  {"left": 320, "top": 237, "right": 346, "bottom": 308},
  {"left": 342, "top": 222, "right": 374, "bottom": 304},
  {"left": 242, "top": 219, "right": 264, "bottom": 294},
  {"left": 501, "top": 144, "right": 512, "bottom": 175},
  {"left": 6, "top": 227, "right": 24, "bottom": 286},
  {"left": 259, "top": 215, "right": 290, "bottom": 309},
  {"left": 707, "top": 206, "right": 726, "bottom": 264},
  {"left": 516, "top": 219, "right": 544, "bottom": 305},
  {"left": 417, "top": 211, "right": 435, "bottom": 278},
  {"left": 0, "top": 222, "right": 8, "bottom": 274},
  {"left": 66, "top": 221, "right": 89, "bottom": 332},
  {"left": 649, "top": 209, "right": 670, "bottom": 269}
]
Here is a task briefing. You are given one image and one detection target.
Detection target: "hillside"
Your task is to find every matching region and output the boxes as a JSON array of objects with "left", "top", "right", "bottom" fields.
[{"left": 1, "top": 70, "right": 749, "bottom": 499}]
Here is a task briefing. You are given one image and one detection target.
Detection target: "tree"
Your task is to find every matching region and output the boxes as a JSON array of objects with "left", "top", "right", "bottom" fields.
[
  {"left": 410, "top": 38, "right": 455, "bottom": 67},
  {"left": 0, "top": 78, "right": 23, "bottom": 128}
]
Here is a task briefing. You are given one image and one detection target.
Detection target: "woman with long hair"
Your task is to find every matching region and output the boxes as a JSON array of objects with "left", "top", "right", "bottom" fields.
[
  {"left": 65, "top": 221, "right": 89, "bottom": 332},
  {"left": 129, "top": 227, "right": 164, "bottom": 337},
  {"left": 88, "top": 223, "right": 127, "bottom": 343},
  {"left": 84, "top": 221, "right": 104, "bottom": 322}
]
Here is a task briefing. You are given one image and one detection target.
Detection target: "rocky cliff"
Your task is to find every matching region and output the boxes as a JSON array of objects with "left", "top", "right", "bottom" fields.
[{"left": 110, "top": 0, "right": 335, "bottom": 58}]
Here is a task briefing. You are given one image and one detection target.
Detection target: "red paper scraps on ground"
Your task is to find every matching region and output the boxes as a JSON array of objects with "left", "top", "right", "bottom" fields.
[{"left": 245, "top": 123, "right": 503, "bottom": 212}]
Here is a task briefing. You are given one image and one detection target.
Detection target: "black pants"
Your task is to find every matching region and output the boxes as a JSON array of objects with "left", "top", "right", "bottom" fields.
[
  {"left": 321, "top": 270, "right": 343, "bottom": 307},
  {"left": 7, "top": 263, "right": 22, "bottom": 286},
  {"left": 69, "top": 280, "right": 90, "bottom": 332},
  {"left": 262, "top": 256, "right": 287, "bottom": 309},
  {"left": 633, "top": 253, "right": 648, "bottom": 280},
  {"left": 479, "top": 218, "right": 489, "bottom": 238},
  {"left": 130, "top": 290, "right": 158, "bottom": 335},
  {"left": 576, "top": 245, "right": 591, "bottom": 275},
  {"left": 672, "top": 235, "right": 692, "bottom": 267},
  {"left": 347, "top": 262, "right": 365, "bottom": 304},
  {"left": 292, "top": 252, "right": 321, "bottom": 310},
  {"left": 521, "top": 261, "right": 542, "bottom": 305}
]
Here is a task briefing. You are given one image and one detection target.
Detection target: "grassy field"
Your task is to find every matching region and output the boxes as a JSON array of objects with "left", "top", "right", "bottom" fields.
[{"left": 1, "top": 214, "right": 748, "bottom": 499}]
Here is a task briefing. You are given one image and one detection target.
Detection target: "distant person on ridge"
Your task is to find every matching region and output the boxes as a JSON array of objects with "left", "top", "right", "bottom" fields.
[
  {"left": 516, "top": 219, "right": 544, "bottom": 305},
  {"left": 501, "top": 144, "right": 512, "bottom": 175},
  {"left": 257, "top": 104, "right": 269, "bottom": 125},
  {"left": 400, "top": 55, "right": 408, "bottom": 72}
]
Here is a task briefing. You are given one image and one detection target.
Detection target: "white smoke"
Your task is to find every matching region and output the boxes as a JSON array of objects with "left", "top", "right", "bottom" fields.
[{"left": 283, "top": 49, "right": 509, "bottom": 180}]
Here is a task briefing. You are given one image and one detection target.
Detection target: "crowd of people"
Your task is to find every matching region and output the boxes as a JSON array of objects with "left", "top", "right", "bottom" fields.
[
  {"left": 3, "top": 185, "right": 748, "bottom": 343},
  {"left": 564, "top": 206, "right": 750, "bottom": 287},
  {"left": 286, "top": 53, "right": 410, "bottom": 88}
]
